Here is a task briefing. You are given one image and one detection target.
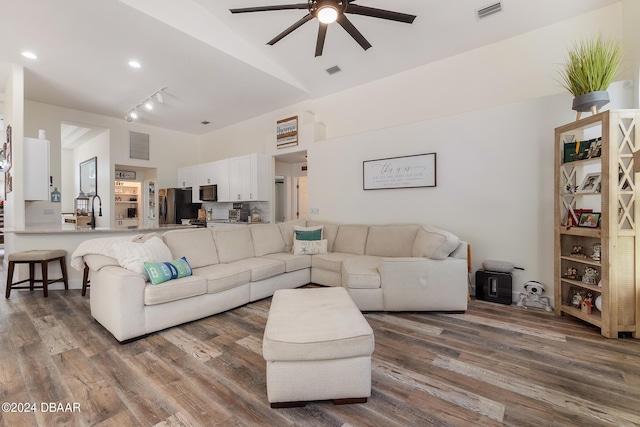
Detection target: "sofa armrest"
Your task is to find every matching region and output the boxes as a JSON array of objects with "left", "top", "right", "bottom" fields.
[
  {"left": 379, "top": 257, "right": 468, "bottom": 311},
  {"left": 89, "top": 265, "right": 148, "bottom": 342}
]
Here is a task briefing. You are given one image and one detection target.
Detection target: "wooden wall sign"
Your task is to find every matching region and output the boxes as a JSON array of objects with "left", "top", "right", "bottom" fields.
[
  {"left": 363, "top": 153, "right": 437, "bottom": 190},
  {"left": 276, "top": 116, "right": 298, "bottom": 149}
]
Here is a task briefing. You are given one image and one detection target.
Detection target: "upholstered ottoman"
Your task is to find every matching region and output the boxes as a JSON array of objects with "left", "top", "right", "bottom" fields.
[{"left": 263, "top": 287, "right": 375, "bottom": 408}]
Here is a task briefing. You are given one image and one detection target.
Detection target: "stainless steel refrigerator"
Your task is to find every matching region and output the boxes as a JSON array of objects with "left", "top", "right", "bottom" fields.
[{"left": 158, "top": 188, "right": 199, "bottom": 225}]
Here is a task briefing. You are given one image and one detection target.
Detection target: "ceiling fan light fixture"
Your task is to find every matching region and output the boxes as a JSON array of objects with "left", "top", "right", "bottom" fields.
[{"left": 317, "top": 4, "right": 339, "bottom": 24}]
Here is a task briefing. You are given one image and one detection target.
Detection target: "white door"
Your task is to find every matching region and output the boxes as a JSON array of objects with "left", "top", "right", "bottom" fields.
[{"left": 297, "top": 176, "right": 309, "bottom": 220}]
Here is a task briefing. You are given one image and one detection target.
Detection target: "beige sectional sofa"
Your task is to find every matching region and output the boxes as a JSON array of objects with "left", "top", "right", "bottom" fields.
[{"left": 79, "top": 220, "right": 468, "bottom": 342}]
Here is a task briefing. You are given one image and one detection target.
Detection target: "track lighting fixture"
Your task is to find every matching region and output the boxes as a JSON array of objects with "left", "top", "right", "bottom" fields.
[{"left": 124, "top": 86, "right": 167, "bottom": 122}]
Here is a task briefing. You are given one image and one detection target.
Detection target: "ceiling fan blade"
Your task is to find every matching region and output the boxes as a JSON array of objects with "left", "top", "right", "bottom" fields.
[
  {"left": 346, "top": 4, "right": 416, "bottom": 24},
  {"left": 230, "top": 4, "right": 308, "bottom": 13},
  {"left": 267, "top": 14, "right": 314, "bottom": 45},
  {"left": 315, "top": 23, "right": 328, "bottom": 57},
  {"left": 337, "top": 14, "right": 371, "bottom": 51}
]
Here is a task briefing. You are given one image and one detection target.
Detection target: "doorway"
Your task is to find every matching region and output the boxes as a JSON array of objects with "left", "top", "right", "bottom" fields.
[
  {"left": 274, "top": 175, "right": 286, "bottom": 222},
  {"left": 274, "top": 150, "right": 308, "bottom": 223},
  {"left": 296, "top": 176, "right": 309, "bottom": 220}
]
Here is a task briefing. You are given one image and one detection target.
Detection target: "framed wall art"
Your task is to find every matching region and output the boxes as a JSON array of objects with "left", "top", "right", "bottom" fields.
[
  {"left": 276, "top": 116, "right": 298, "bottom": 149},
  {"left": 4, "top": 124, "right": 11, "bottom": 172},
  {"left": 363, "top": 153, "right": 436, "bottom": 190}
]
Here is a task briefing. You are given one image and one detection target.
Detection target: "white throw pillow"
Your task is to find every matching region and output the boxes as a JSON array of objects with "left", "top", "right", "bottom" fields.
[
  {"left": 293, "top": 239, "right": 328, "bottom": 255},
  {"left": 113, "top": 236, "right": 173, "bottom": 276}
]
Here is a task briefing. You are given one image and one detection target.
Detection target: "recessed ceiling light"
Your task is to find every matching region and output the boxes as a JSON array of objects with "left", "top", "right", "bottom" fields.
[
  {"left": 201, "top": 121, "right": 211, "bottom": 125},
  {"left": 128, "top": 60, "right": 141, "bottom": 68},
  {"left": 21, "top": 51, "right": 37, "bottom": 59}
]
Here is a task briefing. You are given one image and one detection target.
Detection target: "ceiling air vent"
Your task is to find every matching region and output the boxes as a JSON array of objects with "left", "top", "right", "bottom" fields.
[
  {"left": 477, "top": 2, "right": 503, "bottom": 19},
  {"left": 326, "top": 65, "right": 341, "bottom": 75}
]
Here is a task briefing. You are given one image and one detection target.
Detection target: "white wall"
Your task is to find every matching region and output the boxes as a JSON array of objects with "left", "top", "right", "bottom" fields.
[
  {"left": 23, "top": 100, "right": 201, "bottom": 226},
  {"left": 72, "top": 131, "right": 110, "bottom": 228}
]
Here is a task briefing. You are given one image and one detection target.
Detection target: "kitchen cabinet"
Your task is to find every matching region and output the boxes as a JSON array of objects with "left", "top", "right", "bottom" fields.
[
  {"left": 212, "top": 159, "right": 230, "bottom": 202},
  {"left": 177, "top": 166, "right": 194, "bottom": 189},
  {"left": 24, "top": 137, "right": 50, "bottom": 201},
  {"left": 228, "top": 153, "right": 270, "bottom": 201},
  {"left": 177, "top": 165, "right": 201, "bottom": 203},
  {"left": 179, "top": 153, "right": 269, "bottom": 203},
  {"left": 115, "top": 219, "right": 139, "bottom": 229}
]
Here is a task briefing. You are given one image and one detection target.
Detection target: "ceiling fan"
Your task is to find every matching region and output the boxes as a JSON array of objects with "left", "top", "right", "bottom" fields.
[{"left": 230, "top": 0, "right": 416, "bottom": 57}]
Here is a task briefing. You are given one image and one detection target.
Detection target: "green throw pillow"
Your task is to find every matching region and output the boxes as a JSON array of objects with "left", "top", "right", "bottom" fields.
[
  {"left": 144, "top": 257, "right": 192, "bottom": 285},
  {"left": 294, "top": 229, "right": 322, "bottom": 241}
]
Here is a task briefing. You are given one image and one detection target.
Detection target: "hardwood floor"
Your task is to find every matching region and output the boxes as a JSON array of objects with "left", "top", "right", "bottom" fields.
[{"left": 1, "top": 280, "right": 639, "bottom": 426}]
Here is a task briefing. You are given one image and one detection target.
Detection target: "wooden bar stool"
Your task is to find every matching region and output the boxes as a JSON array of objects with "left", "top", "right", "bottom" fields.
[
  {"left": 82, "top": 265, "right": 90, "bottom": 296},
  {"left": 5, "top": 249, "right": 69, "bottom": 298}
]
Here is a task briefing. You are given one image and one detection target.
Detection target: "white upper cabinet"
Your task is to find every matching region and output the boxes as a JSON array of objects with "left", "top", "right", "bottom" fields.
[
  {"left": 179, "top": 153, "right": 270, "bottom": 203},
  {"left": 24, "top": 137, "right": 50, "bottom": 201},
  {"left": 228, "top": 153, "right": 269, "bottom": 201}
]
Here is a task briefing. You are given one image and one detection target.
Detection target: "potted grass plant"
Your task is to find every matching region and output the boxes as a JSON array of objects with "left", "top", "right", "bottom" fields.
[{"left": 558, "top": 34, "right": 623, "bottom": 119}]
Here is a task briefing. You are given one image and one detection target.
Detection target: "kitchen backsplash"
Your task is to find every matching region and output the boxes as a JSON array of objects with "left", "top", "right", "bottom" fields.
[{"left": 201, "top": 201, "right": 270, "bottom": 222}]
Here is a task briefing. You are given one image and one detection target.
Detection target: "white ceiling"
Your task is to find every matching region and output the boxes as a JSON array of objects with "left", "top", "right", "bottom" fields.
[{"left": 0, "top": 0, "right": 620, "bottom": 136}]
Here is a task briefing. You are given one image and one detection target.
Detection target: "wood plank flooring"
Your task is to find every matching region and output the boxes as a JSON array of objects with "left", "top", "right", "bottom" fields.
[{"left": 1, "top": 279, "right": 639, "bottom": 426}]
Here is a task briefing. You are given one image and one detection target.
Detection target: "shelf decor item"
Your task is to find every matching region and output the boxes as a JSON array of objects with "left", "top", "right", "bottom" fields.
[
  {"left": 557, "top": 34, "right": 623, "bottom": 120},
  {"left": 578, "top": 212, "right": 600, "bottom": 228},
  {"left": 576, "top": 172, "right": 601, "bottom": 193}
]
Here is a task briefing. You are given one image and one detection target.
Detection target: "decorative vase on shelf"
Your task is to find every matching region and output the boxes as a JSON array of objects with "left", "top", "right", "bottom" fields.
[
  {"left": 572, "top": 91, "right": 610, "bottom": 116},
  {"left": 557, "top": 34, "right": 623, "bottom": 121}
]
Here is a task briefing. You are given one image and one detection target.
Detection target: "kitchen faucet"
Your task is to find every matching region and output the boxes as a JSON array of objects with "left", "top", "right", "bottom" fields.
[{"left": 89, "top": 194, "right": 102, "bottom": 229}]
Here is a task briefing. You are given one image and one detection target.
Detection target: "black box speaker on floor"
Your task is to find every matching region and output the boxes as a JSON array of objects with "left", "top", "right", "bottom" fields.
[{"left": 475, "top": 270, "right": 512, "bottom": 305}]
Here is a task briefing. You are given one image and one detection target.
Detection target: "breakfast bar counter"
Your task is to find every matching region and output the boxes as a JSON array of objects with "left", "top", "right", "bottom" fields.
[{"left": 3, "top": 224, "right": 196, "bottom": 292}]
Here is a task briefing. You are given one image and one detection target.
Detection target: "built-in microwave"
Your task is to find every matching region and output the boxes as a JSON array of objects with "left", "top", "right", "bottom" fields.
[{"left": 199, "top": 184, "right": 217, "bottom": 202}]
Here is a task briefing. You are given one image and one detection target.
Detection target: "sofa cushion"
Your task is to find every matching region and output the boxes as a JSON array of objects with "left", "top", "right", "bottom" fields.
[
  {"left": 193, "top": 263, "right": 251, "bottom": 294},
  {"left": 231, "top": 257, "right": 286, "bottom": 281},
  {"left": 250, "top": 224, "right": 286, "bottom": 257},
  {"left": 293, "top": 239, "right": 328, "bottom": 255},
  {"left": 278, "top": 219, "right": 307, "bottom": 252},
  {"left": 262, "top": 252, "right": 311, "bottom": 272},
  {"left": 306, "top": 221, "right": 339, "bottom": 252},
  {"left": 342, "top": 256, "right": 382, "bottom": 289},
  {"left": 163, "top": 228, "right": 218, "bottom": 269},
  {"left": 311, "top": 252, "right": 358, "bottom": 273},
  {"left": 412, "top": 225, "right": 461, "bottom": 260},
  {"left": 365, "top": 225, "right": 420, "bottom": 257},
  {"left": 144, "top": 275, "right": 207, "bottom": 306},
  {"left": 214, "top": 226, "right": 255, "bottom": 263},
  {"left": 113, "top": 236, "right": 173, "bottom": 276},
  {"left": 333, "top": 225, "right": 369, "bottom": 255}
]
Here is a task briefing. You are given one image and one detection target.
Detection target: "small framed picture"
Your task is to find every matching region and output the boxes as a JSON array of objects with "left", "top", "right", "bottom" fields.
[
  {"left": 578, "top": 212, "right": 601, "bottom": 228},
  {"left": 576, "top": 173, "right": 601, "bottom": 193}
]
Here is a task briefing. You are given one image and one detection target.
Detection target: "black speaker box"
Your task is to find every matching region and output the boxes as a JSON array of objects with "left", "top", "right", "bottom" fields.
[{"left": 475, "top": 270, "right": 512, "bottom": 305}]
